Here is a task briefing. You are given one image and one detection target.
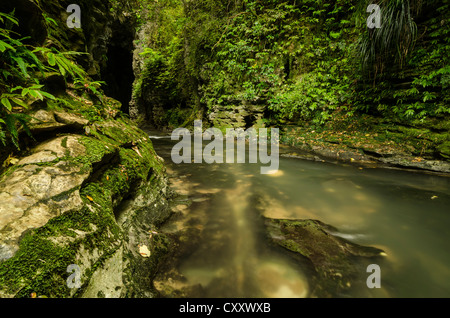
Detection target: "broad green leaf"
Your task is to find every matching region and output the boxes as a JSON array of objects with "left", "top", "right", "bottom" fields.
[
  {"left": 29, "top": 84, "right": 44, "bottom": 89},
  {"left": 11, "top": 97, "right": 28, "bottom": 108},
  {"left": 10, "top": 86, "right": 23, "bottom": 93},
  {"left": 58, "top": 64, "right": 66, "bottom": 76},
  {"left": 40, "top": 91, "right": 56, "bottom": 100},
  {"left": 0, "top": 12, "right": 19, "bottom": 26},
  {"left": 47, "top": 52, "right": 56, "bottom": 66},
  {"left": 1, "top": 97, "right": 12, "bottom": 111},
  {"left": 28, "top": 90, "right": 44, "bottom": 100},
  {"left": 11, "top": 56, "right": 29, "bottom": 78},
  {"left": 45, "top": 17, "right": 58, "bottom": 26}
]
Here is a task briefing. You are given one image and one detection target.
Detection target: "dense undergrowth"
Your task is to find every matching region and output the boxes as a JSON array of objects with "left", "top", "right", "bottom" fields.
[
  {"left": 0, "top": 10, "right": 105, "bottom": 151},
  {"left": 132, "top": 0, "right": 449, "bottom": 130},
  {"left": 1, "top": 0, "right": 449, "bottom": 159}
]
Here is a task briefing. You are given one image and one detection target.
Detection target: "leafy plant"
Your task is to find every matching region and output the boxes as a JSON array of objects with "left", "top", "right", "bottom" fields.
[
  {"left": 0, "top": 11, "right": 90, "bottom": 149},
  {"left": 357, "top": 0, "right": 420, "bottom": 79}
]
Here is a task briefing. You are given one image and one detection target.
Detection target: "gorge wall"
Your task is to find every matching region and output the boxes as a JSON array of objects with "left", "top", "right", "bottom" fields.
[
  {"left": 129, "top": 0, "right": 449, "bottom": 172},
  {"left": 0, "top": 0, "right": 173, "bottom": 297}
]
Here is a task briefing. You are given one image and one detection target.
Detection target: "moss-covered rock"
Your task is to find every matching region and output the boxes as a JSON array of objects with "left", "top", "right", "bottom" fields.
[
  {"left": 264, "top": 218, "right": 386, "bottom": 298},
  {"left": 437, "top": 141, "right": 450, "bottom": 160},
  {"left": 281, "top": 115, "right": 450, "bottom": 174},
  {"left": 0, "top": 114, "right": 172, "bottom": 298}
]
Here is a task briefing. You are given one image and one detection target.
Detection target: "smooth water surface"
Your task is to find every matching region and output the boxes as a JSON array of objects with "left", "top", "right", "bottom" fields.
[{"left": 149, "top": 133, "right": 450, "bottom": 298}]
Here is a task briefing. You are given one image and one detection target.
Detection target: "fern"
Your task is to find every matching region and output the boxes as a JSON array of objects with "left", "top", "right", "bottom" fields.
[
  {"left": 33, "top": 47, "right": 88, "bottom": 81},
  {"left": 0, "top": 112, "right": 32, "bottom": 149},
  {"left": 0, "top": 117, "right": 6, "bottom": 146},
  {"left": 0, "top": 11, "right": 59, "bottom": 149}
]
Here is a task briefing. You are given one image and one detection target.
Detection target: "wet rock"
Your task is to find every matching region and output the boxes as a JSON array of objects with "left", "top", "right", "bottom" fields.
[
  {"left": 264, "top": 218, "right": 385, "bottom": 297},
  {"left": 0, "top": 118, "right": 172, "bottom": 298},
  {"left": 29, "top": 110, "right": 89, "bottom": 133},
  {"left": 208, "top": 102, "right": 265, "bottom": 130},
  {"left": 81, "top": 247, "right": 124, "bottom": 298},
  {"left": 380, "top": 156, "right": 450, "bottom": 173},
  {"left": 54, "top": 111, "right": 89, "bottom": 128},
  {"left": 0, "top": 137, "right": 91, "bottom": 262},
  {"left": 282, "top": 123, "right": 450, "bottom": 174}
]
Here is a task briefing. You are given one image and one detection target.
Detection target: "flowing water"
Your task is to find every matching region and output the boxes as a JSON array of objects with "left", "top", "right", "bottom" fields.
[{"left": 149, "top": 132, "right": 450, "bottom": 298}]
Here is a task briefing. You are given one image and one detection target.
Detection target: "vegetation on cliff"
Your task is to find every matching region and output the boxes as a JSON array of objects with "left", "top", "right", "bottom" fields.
[
  {"left": 131, "top": 0, "right": 449, "bottom": 162},
  {"left": 0, "top": 0, "right": 449, "bottom": 299},
  {"left": 0, "top": 0, "right": 172, "bottom": 298}
]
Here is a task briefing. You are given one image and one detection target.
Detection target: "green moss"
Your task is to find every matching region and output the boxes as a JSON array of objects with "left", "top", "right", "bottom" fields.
[
  {"left": 437, "top": 141, "right": 450, "bottom": 159},
  {"left": 0, "top": 194, "right": 124, "bottom": 298},
  {"left": 0, "top": 230, "right": 77, "bottom": 297},
  {"left": 61, "top": 136, "right": 68, "bottom": 148},
  {"left": 152, "top": 233, "right": 170, "bottom": 255},
  {"left": 280, "top": 239, "right": 312, "bottom": 257},
  {"left": 1, "top": 71, "right": 168, "bottom": 297}
]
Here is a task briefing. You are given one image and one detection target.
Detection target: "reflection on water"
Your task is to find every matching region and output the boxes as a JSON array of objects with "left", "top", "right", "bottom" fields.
[{"left": 150, "top": 134, "right": 450, "bottom": 298}]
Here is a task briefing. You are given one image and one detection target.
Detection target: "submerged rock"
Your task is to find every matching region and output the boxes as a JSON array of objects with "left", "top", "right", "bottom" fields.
[{"left": 264, "top": 218, "right": 386, "bottom": 297}]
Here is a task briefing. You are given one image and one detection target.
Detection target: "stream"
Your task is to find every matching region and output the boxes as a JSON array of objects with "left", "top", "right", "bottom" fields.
[{"left": 148, "top": 132, "right": 450, "bottom": 298}]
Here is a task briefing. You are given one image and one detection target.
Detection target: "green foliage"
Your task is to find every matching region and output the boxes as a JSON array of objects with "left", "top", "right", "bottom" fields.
[
  {"left": 194, "top": 0, "right": 357, "bottom": 124},
  {"left": 131, "top": 0, "right": 448, "bottom": 128},
  {"left": 354, "top": 0, "right": 449, "bottom": 121},
  {"left": 357, "top": 0, "right": 419, "bottom": 78},
  {"left": 0, "top": 10, "right": 103, "bottom": 149},
  {"left": 268, "top": 70, "right": 348, "bottom": 125}
]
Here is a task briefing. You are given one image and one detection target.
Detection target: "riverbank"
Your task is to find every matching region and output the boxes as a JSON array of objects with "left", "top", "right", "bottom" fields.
[
  {"left": 143, "top": 112, "right": 450, "bottom": 176},
  {"left": 148, "top": 132, "right": 450, "bottom": 298},
  {"left": 279, "top": 114, "right": 450, "bottom": 175}
]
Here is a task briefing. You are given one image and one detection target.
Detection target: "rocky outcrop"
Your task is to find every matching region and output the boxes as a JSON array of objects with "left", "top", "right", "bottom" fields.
[
  {"left": 281, "top": 121, "right": 450, "bottom": 174},
  {"left": 0, "top": 109, "right": 173, "bottom": 298},
  {"left": 4, "top": 0, "right": 138, "bottom": 112},
  {"left": 28, "top": 109, "right": 89, "bottom": 133},
  {"left": 208, "top": 100, "right": 266, "bottom": 130},
  {"left": 264, "top": 218, "right": 386, "bottom": 298}
]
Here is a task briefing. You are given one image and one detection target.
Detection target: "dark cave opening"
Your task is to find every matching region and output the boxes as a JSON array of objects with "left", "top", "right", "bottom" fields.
[
  {"left": 244, "top": 114, "right": 256, "bottom": 129},
  {"left": 102, "top": 37, "right": 135, "bottom": 115}
]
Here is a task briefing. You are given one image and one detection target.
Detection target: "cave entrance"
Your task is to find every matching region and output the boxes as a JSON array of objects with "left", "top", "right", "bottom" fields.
[{"left": 102, "top": 29, "right": 135, "bottom": 115}]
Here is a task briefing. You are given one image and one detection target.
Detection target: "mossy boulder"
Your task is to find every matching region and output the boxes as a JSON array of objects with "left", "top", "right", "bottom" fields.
[
  {"left": 264, "top": 218, "right": 386, "bottom": 297},
  {"left": 282, "top": 116, "right": 450, "bottom": 174},
  {"left": 437, "top": 141, "right": 450, "bottom": 160},
  {"left": 0, "top": 115, "right": 172, "bottom": 298}
]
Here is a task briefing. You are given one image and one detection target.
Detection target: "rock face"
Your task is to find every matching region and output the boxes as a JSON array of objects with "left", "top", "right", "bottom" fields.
[
  {"left": 208, "top": 101, "right": 266, "bottom": 130},
  {"left": 0, "top": 111, "right": 172, "bottom": 298},
  {"left": 0, "top": 0, "right": 173, "bottom": 298},
  {"left": 0, "top": 0, "right": 47, "bottom": 45},
  {"left": 28, "top": 109, "right": 90, "bottom": 133}
]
